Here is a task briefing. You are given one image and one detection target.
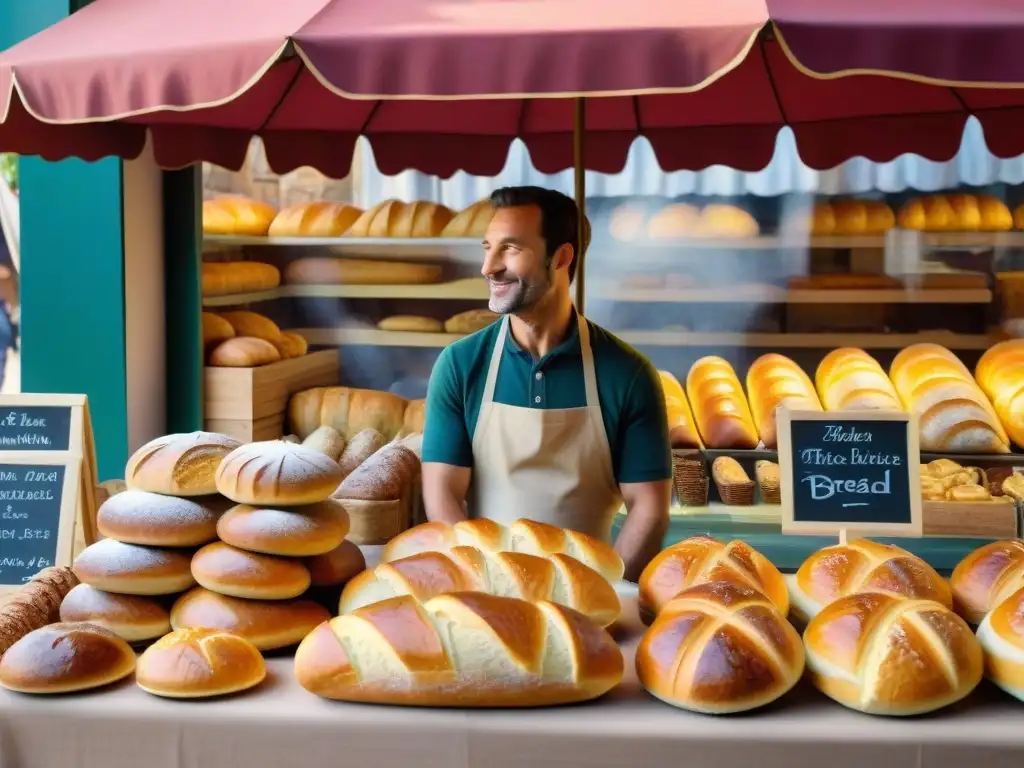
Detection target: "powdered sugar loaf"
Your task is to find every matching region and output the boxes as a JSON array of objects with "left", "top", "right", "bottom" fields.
[
  {"left": 96, "top": 490, "right": 232, "bottom": 547},
  {"left": 215, "top": 440, "right": 344, "bottom": 506},
  {"left": 126, "top": 432, "right": 241, "bottom": 497}
]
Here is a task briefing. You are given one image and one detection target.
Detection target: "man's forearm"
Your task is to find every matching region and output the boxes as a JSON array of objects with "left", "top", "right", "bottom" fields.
[
  {"left": 421, "top": 463, "right": 473, "bottom": 525},
  {"left": 425, "top": 490, "right": 469, "bottom": 525},
  {"left": 614, "top": 481, "right": 671, "bottom": 582}
]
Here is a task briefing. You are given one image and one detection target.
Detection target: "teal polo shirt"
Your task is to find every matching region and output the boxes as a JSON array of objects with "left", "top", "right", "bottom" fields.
[{"left": 422, "top": 314, "right": 672, "bottom": 484}]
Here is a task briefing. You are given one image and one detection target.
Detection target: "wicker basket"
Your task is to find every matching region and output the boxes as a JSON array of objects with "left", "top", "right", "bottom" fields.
[
  {"left": 672, "top": 452, "right": 709, "bottom": 506},
  {"left": 755, "top": 460, "right": 781, "bottom": 504},
  {"left": 715, "top": 478, "right": 756, "bottom": 506}
]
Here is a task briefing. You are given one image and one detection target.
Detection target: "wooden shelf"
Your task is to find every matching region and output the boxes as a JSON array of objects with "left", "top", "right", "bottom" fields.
[
  {"left": 204, "top": 235, "right": 479, "bottom": 248},
  {"left": 202, "top": 278, "right": 489, "bottom": 307},
  {"left": 298, "top": 328, "right": 465, "bottom": 347},
  {"left": 589, "top": 286, "right": 992, "bottom": 305}
]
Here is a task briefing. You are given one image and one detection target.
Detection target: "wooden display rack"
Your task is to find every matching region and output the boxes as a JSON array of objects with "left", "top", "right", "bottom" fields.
[{"left": 204, "top": 349, "right": 339, "bottom": 441}]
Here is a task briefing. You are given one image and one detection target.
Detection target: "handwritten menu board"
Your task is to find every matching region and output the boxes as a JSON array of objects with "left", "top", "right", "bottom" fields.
[
  {"left": 777, "top": 409, "right": 923, "bottom": 537},
  {"left": 0, "top": 405, "right": 72, "bottom": 451}
]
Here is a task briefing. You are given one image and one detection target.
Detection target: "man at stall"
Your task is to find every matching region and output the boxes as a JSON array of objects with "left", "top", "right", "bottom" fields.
[{"left": 421, "top": 186, "right": 671, "bottom": 581}]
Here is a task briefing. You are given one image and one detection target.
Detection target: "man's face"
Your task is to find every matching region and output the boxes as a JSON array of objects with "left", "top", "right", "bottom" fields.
[{"left": 481, "top": 205, "right": 554, "bottom": 314}]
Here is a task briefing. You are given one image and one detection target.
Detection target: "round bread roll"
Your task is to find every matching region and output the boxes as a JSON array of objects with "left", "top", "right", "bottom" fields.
[
  {"left": 59, "top": 584, "right": 171, "bottom": 643},
  {"left": 304, "top": 540, "right": 366, "bottom": 587},
  {"left": 787, "top": 538, "right": 951, "bottom": 623},
  {"left": 638, "top": 536, "right": 788, "bottom": 623},
  {"left": 202, "top": 312, "right": 235, "bottom": 350},
  {"left": 191, "top": 541, "right": 312, "bottom": 600},
  {"left": 0, "top": 622, "right": 136, "bottom": 694},
  {"left": 126, "top": 431, "right": 241, "bottom": 497},
  {"left": 976, "top": 585, "right": 1024, "bottom": 702},
  {"left": 74, "top": 539, "right": 197, "bottom": 596},
  {"left": 215, "top": 440, "right": 344, "bottom": 505},
  {"left": 216, "top": 500, "right": 349, "bottom": 557},
  {"left": 136, "top": 627, "right": 266, "bottom": 699},
  {"left": 96, "top": 490, "right": 231, "bottom": 547},
  {"left": 218, "top": 310, "right": 282, "bottom": 343},
  {"left": 646, "top": 203, "right": 700, "bottom": 239},
  {"left": 608, "top": 204, "right": 647, "bottom": 242},
  {"left": 272, "top": 331, "right": 308, "bottom": 360},
  {"left": 694, "top": 204, "right": 759, "bottom": 239},
  {"left": 804, "top": 593, "right": 983, "bottom": 715},
  {"left": 170, "top": 587, "right": 330, "bottom": 650},
  {"left": 636, "top": 582, "right": 804, "bottom": 714},
  {"left": 949, "top": 539, "right": 1024, "bottom": 624},
  {"left": 208, "top": 336, "right": 282, "bottom": 367}
]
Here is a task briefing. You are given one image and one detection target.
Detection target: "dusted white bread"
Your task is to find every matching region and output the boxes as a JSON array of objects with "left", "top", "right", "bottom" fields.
[
  {"left": 976, "top": 586, "right": 1024, "bottom": 702},
  {"left": 136, "top": 627, "right": 266, "bottom": 699},
  {"left": 787, "top": 538, "right": 951, "bottom": 623},
  {"left": 215, "top": 440, "right": 344, "bottom": 506},
  {"left": 59, "top": 584, "right": 171, "bottom": 643},
  {"left": 341, "top": 546, "right": 620, "bottom": 626},
  {"left": 382, "top": 518, "right": 624, "bottom": 583},
  {"left": 96, "top": 490, "right": 231, "bottom": 547},
  {"left": 949, "top": 539, "right": 1024, "bottom": 624},
  {"left": 304, "top": 540, "right": 366, "bottom": 587},
  {"left": 636, "top": 582, "right": 804, "bottom": 714},
  {"left": 170, "top": 587, "right": 330, "bottom": 651},
  {"left": 216, "top": 500, "right": 350, "bottom": 557},
  {"left": 294, "top": 593, "right": 624, "bottom": 706},
  {"left": 804, "top": 593, "right": 982, "bottom": 715},
  {"left": 638, "top": 536, "right": 788, "bottom": 622},
  {"left": 74, "top": 539, "right": 197, "bottom": 596},
  {"left": 125, "top": 431, "right": 241, "bottom": 496},
  {"left": 190, "top": 542, "right": 312, "bottom": 600},
  {"left": 0, "top": 622, "right": 136, "bottom": 694}
]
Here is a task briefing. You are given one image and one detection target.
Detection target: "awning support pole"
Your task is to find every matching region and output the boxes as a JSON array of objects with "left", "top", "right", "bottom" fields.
[{"left": 573, "top": 98, "right": 586, "bottom": 315}]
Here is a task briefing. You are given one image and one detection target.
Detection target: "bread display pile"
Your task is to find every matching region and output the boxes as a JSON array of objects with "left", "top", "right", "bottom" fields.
[
  {"left": 919, "top": 458, "right": 1017, "bottom": 503},
  {"left": 800, "top": 199, "right": 895, "bottom": 236},
  {"left": 203, "top": 310, "right": 309, "bottom": 368},
  {"left": 897, "top": 194, "right": 1013, "bottom": 232},
  {"left": 289, "top": 385, "right": 426, "bottom": 443},
  {"left": 609, "top": 202, "right": 760, "bottom": 241}
]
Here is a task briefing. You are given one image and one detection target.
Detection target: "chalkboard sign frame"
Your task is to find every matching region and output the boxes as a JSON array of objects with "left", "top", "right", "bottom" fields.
[
  {"left": 776, "top": 408, "right": 923, "bottom": 538},
  {"left": 0, "top": 453, "right": 81, "bottom": 598}
]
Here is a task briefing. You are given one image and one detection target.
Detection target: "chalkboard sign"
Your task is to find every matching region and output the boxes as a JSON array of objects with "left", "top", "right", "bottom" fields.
[
  {"left": 0, "top": 457, "right": 79, "bottom": 592},
  {"left": 0, "top": 405, "right": 72, "bottom": 451},
  {"left": 777, "top": 409, "right": 923, "bottom": 537}
]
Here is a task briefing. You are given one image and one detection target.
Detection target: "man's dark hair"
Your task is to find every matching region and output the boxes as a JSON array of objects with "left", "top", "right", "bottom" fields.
[{"left": 489, "top": 186, "right": 589, "bottom": 283}]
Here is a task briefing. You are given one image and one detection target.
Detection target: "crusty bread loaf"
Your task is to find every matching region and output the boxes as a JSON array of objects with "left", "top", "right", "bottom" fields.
[
  {"left": 978, "top": 195, "right": 1014, "bottom": 231},
  {"left": 284, "top": 257, "right": 444, "bottom": 286},
  {"left": 202, "top": 196, "right": 277, "bottom": 237},
  {"left": 125, "top": 431, "right": 241, "bottom": 497},
  {"left": 440, "top": 199, "right": 494, "bottom": 237},
  {"left": 289, "top": 386, "right": 409, "bottom": 441},
  {"left": 646, "top": 203, "right": 701, "bottom": 239},
  {"left": 345, "top": 199, "right": 454, "bottom": 238},
  {"left": 272, "top": 331, "right": 308, "bottom": 360},
  {"left": 334, "top": 444, "right": 420, "bottom": 502},
  {"left": 0, "top": 622, "right": 136, "bottom": 694},
  {"left": 342, "top": 547, "right": 620, "bottom": 626},
  {"left": 692, "top": 204, "right": 759, "bottom": 239},
  {"left": 170, "top": 587, "right": 330, "bottom": 651},
  {"left": 208, "top": 337, "right": 282, "bottom": 367},
  {"left": 215, "top": 440, "right": 344, "bottom": 505},
  {"left": 301, "top": 425, "right": 346, "bottom": 461},
  {"left": 685, "top": 356, "right": 759, "bottom": 449},
  {"left": 445, "top": 308, "right": 499, "bottom": 334},
  {"left": 949, "top": 539, "right": 1024, "bottom": 624},
  {"left": 900, "top": 194, "right": 1011, "bottom": 232},
  {"left": 815, "top": 347, "right": 902, "bottom": 411},
  {"left": 96, "top": 490, "right": 230, "bottom": 547},
  {"left": 202, "top": 312, "right": 235, "bottom": 350},
  {"left": 304, "top": 540, "right": 366, "bottom": 587},
  {"left": 975, "top": 339, "right": 1024, "bottom": 449},
  {"left": 377, "top": 315, "right": 445, "bottom": 332},
  {"left": 201, "top": 262, "right": 281, "bottom": 297},
  {"left": 294, "top": 593, "right": 624, "bottom": 706},
  {"left": 190, "top": 542, "right": 312, "bottom": 600},
  {"left": 0, "top": 567, "right": 80, "bottom": 656},
  {"left": 657, "top": 370, "right": 700, "bottom": 448},
  {"left": 976, "top": 585, "right": 1024, "bottom": 702},
  {"left": 402, "top": 399, "right": 426, "bottom": 436},
  {"left": 216, "top": 500, "right": 350, "bottom": 557},
  {"left": 336, "top": 428, "right": 387, "bottom": 481},
  {"left": 638, "top": 536, "right": 788, "bottom": 622},
  {"left": 608, "top": 204, "right": 647, "bottom": 242},
  {"left": 636, "top": 582, "right": 804, "bottom": 713},
  {"left": 268, "top": 202, "right": 363, "bottom": 238},
  {"left": 890, "top": 343, "right": 1009, "bottom": 453},
  {"left": 787, "top": 538, "right": 952, "bottom": 623},
  {"left": 136, "top": 627, "right": 266, "bottom": 699},
  {"left": 804, "top": 593, "right": 982, "bottom": 715},
  {"left": 830, "top": 199, "right": 895, "bottom": 235},
  {"left": 745, "top": 353, "right": 821, "bottom": 449},
  {"left": 218, "top": 310, "right": 282, "bottom": 343},
  {"left": 898, "top": 195, "right": 957, "bottom": 231},
  {"left": 59, "top": 584, "right": 171, "bottom": 643},
  {"left": 383, "top": 519, "right": 624, "bottom": 584},
  {"left": 74, "top": 539, "right": 197, "bottom": 596}
]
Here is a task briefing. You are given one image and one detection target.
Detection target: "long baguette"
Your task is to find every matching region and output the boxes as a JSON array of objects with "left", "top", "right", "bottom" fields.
[
  {"left": 294, "top": 593, "right": 624, "bottom": 706},
  {"left": 381, "top": 518, "right": 624, "bottom": 583},
  {"left": 340, "top": 546, "right": 620, "bottom": 626}
]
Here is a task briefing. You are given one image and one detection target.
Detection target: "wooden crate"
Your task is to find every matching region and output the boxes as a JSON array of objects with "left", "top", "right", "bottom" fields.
[{"left": 204, "top": 349, "right": 339, "bottom": 442}]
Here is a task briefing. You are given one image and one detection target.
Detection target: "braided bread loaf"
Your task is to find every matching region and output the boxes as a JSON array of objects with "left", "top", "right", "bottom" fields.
[
  {"left": 294, "top": 593, "right": 624, "bottom": 706},
  {"left": 805, "top": 593, "right": 982, "bottom": 715},
  {"left": 949, "top": 539, "right": 1024, "bottom": 624},
  {"left": 787, "top": 538, "right": 951, "bottom": 623},
  {"left": 341, "top": 546, "right": 620, "bottom": 626},
  {"left": 638, "top": 536, "right": 788, "bottom": 622},
  {"left": 381, "top": 518, "right": 624, "bottom": 583},
  {"left": 636, "top": 582, "right": 804, "bottom": 714}
]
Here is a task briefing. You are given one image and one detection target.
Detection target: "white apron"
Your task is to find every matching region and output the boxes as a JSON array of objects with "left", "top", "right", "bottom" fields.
[{"left": 468, "top": 314, "right": 622, "bottom": 542}]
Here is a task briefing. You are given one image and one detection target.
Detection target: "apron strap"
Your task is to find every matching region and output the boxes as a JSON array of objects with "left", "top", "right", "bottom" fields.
[
  {"left": 481, "top": 315, "right": 510, "bottom": 406},
  {"left": 577, "top": 314, "right": 600, "bottom": 409}
]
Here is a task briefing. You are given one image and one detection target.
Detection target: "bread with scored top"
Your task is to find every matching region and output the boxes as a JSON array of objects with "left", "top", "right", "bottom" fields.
[
  {"left": 685, "top": 356, "right": 758, "bottom": 449},
  {"left": 288, "top": 386, "right": 410, "bottom": 441},
  {"left": 745, "top": 353, "right": 821, "bottom": 449},
  {"left": 440, "top": 199, "right": 494, "bottom": 238},
  {"left": 215, "top": 440, "right": 344, "bottom": 505},
  {"left": 816, "top": 347, "right": 902, "bottom": 411},
  {"left": 202, "top": 196, "right": 277, "bottom": 237},
  {"left": 136, "top": 627, "right": 266, "bottom": 699},
  {"left": 345, "top": 199, "right": 454, "bottom": 238},
  {"left": 125, "top": 431, "right": 241, "bottom": 497},
  {"left": 976, "top": 585, "right": 1024, "bottom": 702},
  {"left": 949, "top": 539, "right": 1024, "bottom": 624},
  {"left": 268, "top": 202, "right": 362, "bottom": 238}
]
